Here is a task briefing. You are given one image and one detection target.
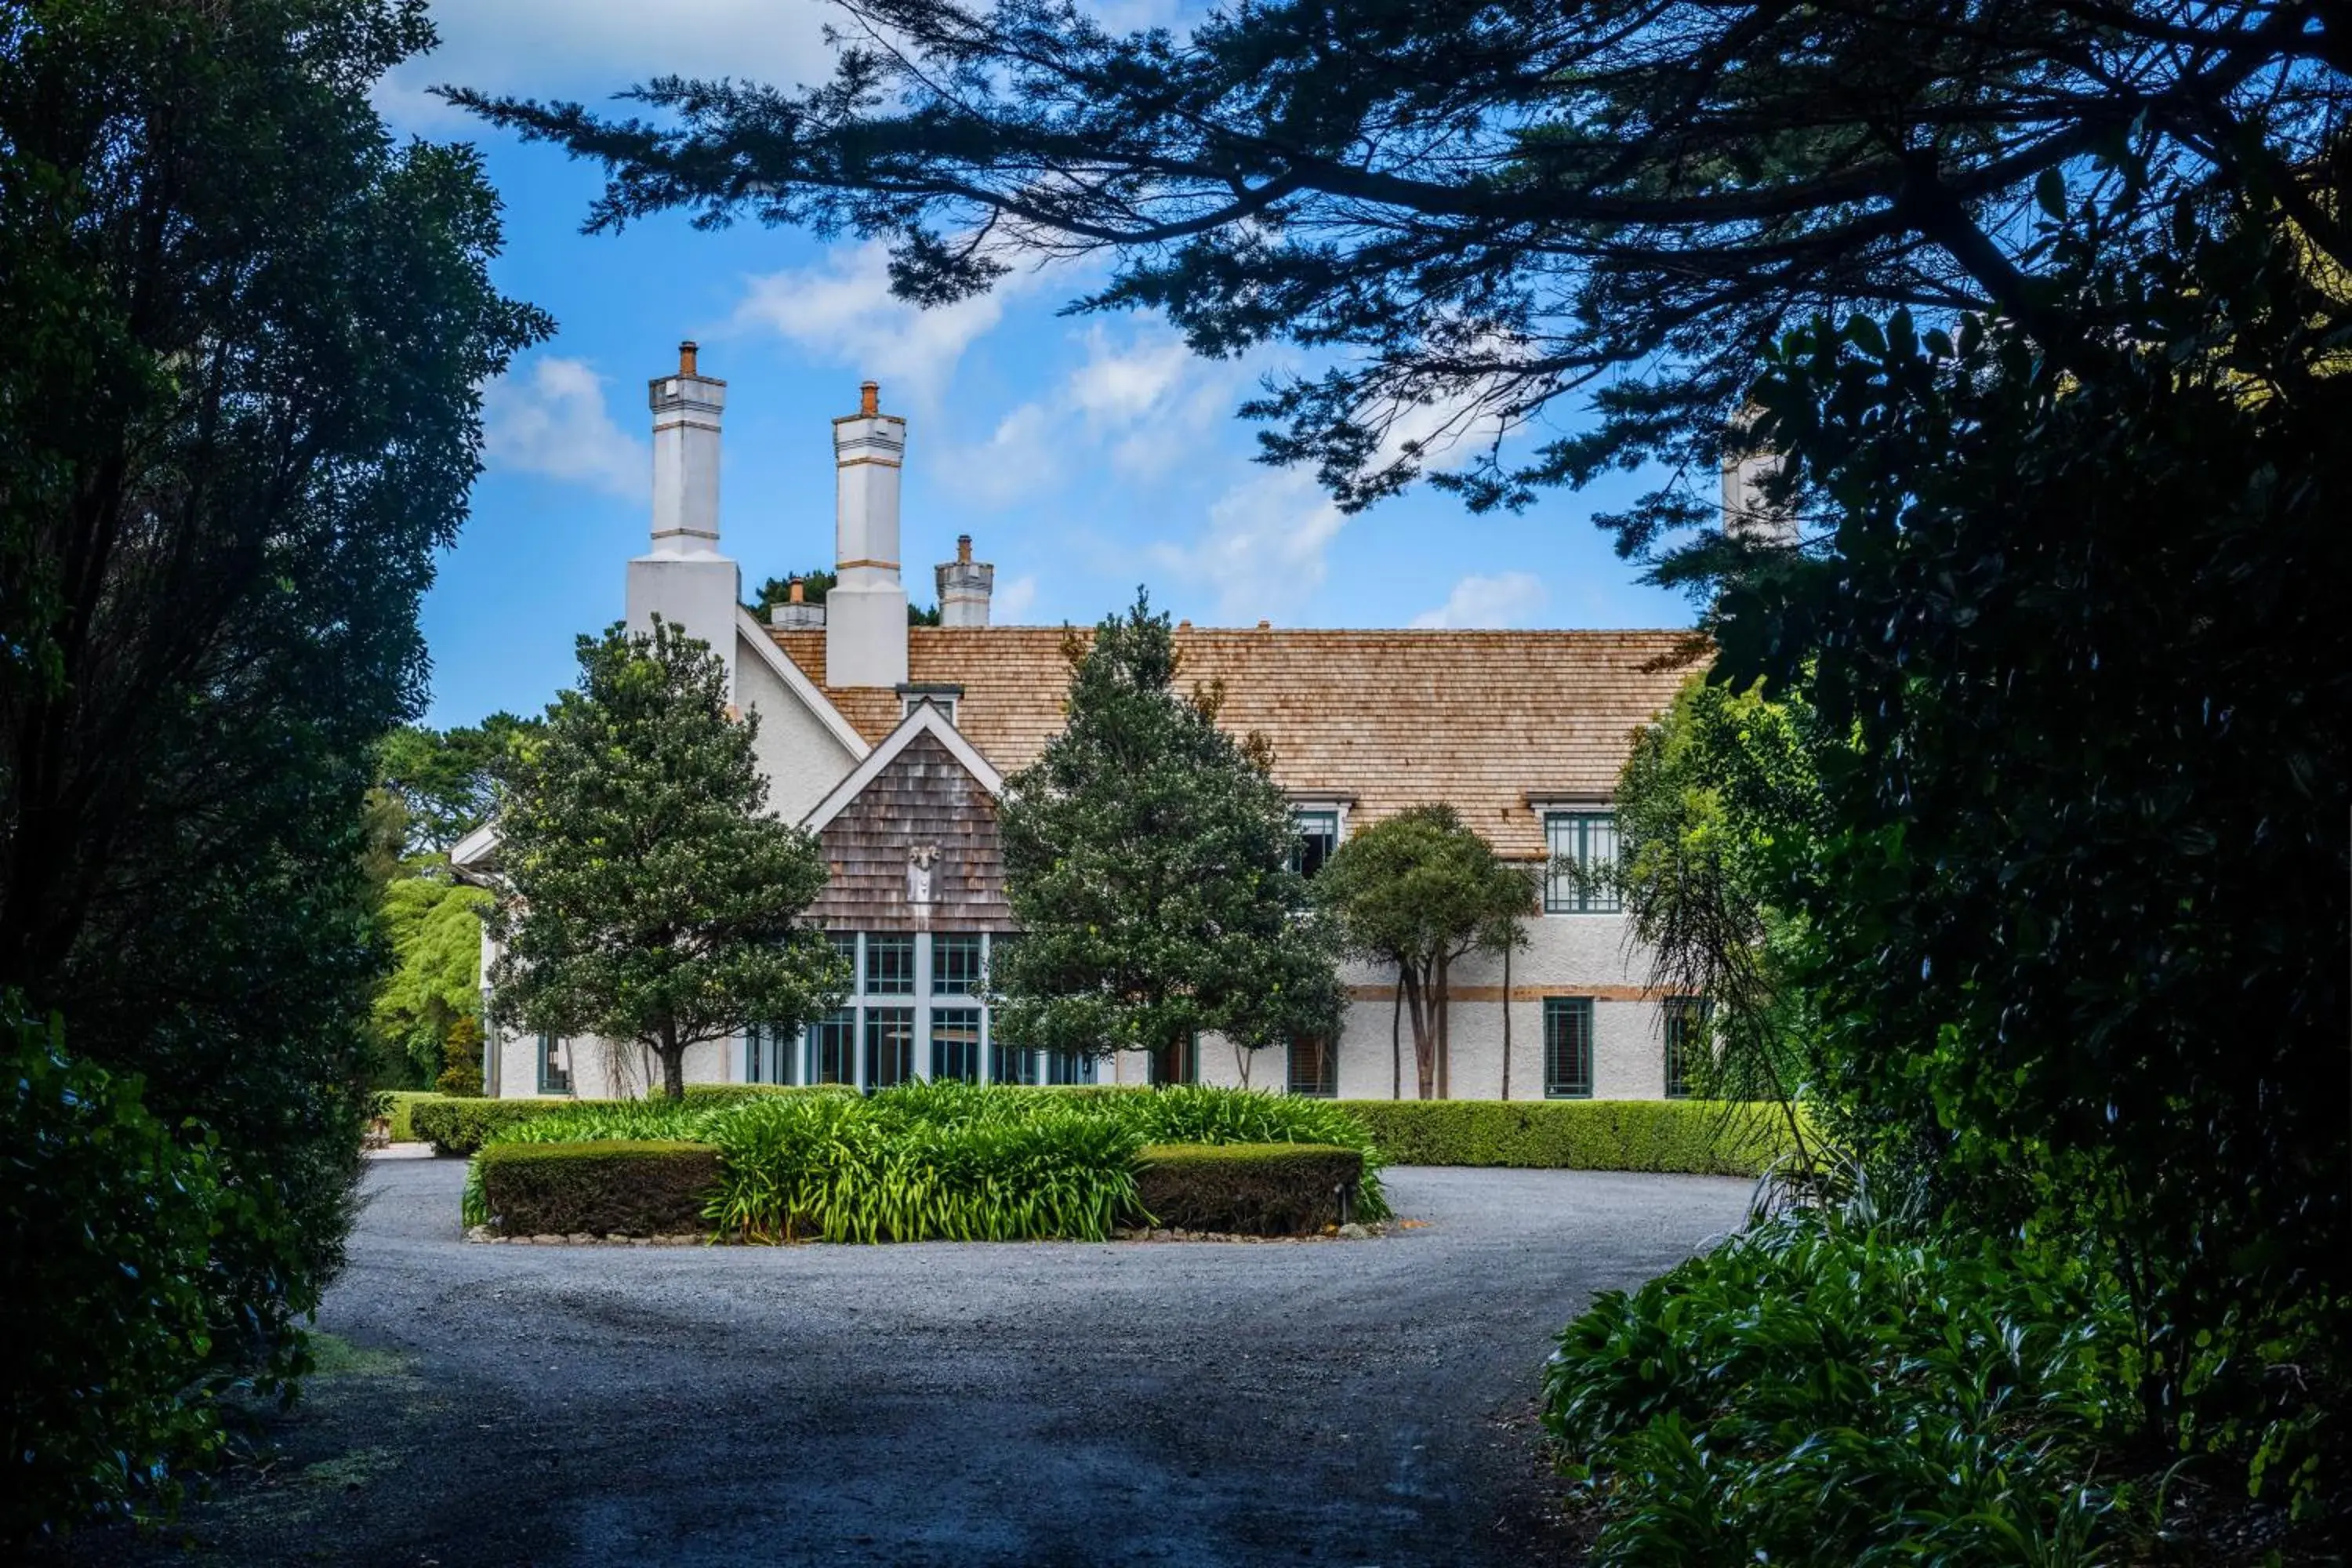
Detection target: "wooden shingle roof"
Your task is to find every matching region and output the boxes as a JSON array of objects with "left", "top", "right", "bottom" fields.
[{"left": 768, "top": 625, "right": 1703, "bottom": 858}]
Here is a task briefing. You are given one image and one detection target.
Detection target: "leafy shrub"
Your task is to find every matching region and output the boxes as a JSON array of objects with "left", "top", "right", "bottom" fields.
[
  {"left": 476, "top": 1140, "right": 721, "bottom": 1236},
  {"left": 378, "top": 1091, "right": 443, "bottom": 1143},
  {"left": 681, "top": 1083, "right": 857, "bottom": 1105},
  {"left": 1544, "top": 1210, "right": 2136, "bottom": 1566},
  {"left": 1133, "top": 1143, "right": 1362, "bottom": 1234},
  {"left": 410, "top": 1096, "right": 574, "bottom": 1156},
  {"left": 434, "top": 1016, "right": 485, "bottom": 1098},
  {"left": 705, "top": 1090, "right": 1145, "bottom": 1243},
  {"left": 1338, "top": 1098, "right": 1796, "bottom": 1177},
  {"left": 1112, "top": 1084, "right": 1388, "bottom": 1218},
  {"left": 2, "top": 1011, "right": 231, "bottom": 1541}
]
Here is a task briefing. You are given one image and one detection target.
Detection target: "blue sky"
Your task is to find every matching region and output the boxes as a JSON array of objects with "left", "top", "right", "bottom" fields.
[{"left": 379, "top": 2, "right": 1697, "bottom": 729}]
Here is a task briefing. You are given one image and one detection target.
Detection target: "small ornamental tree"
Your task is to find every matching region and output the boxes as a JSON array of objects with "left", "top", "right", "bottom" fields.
[
  {"left": 994, "top": 593, "right": 1341, "bottom": 1084},
  {"left": 1315, "top": 806, "right": 1534, "bottom": 1100},
  {"left": 487, "top": 619, "right": 848, "bottom": 1098}
]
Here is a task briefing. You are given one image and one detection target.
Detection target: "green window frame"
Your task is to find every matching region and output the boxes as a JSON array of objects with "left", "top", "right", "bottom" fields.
[
  {"left": 931, "top": 1006, "right": 983, "bottom": 1083},
  {"left": 1287, "top": 1035, "right": 1338, "bottom": 1098},
  {"left": 864, "top": 1006, "right": 916, "bottom": 1088},
  {"left": 931, "top": 933, "right": 985, "bottom": 995},
  {"left": 804, "top": 1009, "right": 857, "bottom": 1087},
  {"left": 536, "top": 1033, "right": 570, "bottom": 1095},
  {"left": 1544, "top": 998, "right": 1594, "bottom": 1099},
  {"left": 864, "top": 934, "right": 916, "bottom": 996},
  {"left": 1662, "top": 996, "right": 1708, "bottom": 1099},
  {"left": 1544, "top": 811, "right": 1622, "bottom": 913},
  {"left": 1291, "top": 809, "right": 1340, "bottom": 880}
]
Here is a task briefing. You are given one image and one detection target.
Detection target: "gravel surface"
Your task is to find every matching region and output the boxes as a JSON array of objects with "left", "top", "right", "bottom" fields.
[{"left": 79, "top": 1157, "right": 1749, "bottom": 1567}]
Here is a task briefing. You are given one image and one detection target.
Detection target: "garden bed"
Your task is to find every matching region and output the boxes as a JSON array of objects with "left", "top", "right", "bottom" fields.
[{"left": 459, "top": 1083, "right": 1388, "bottom": 1243}]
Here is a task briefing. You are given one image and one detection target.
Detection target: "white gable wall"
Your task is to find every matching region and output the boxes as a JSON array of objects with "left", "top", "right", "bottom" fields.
[{"left": 736, "top": 630, "right": 862, "bottom": 822}]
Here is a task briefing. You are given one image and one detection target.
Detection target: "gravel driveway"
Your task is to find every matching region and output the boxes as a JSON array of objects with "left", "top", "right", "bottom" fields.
[{"left": 84, "top": 1157, "right": 1748, "bottom": 1567}]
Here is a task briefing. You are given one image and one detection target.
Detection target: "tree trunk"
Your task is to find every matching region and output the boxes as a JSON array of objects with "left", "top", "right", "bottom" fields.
[
  {"left": 1434, "top": 950, "right": 1451, "bottom": 1100},
  {"left": 658, "top": 1021, "right": 685, "bottom": 1099},
  {"left": 1399, "top": 964, "right": 1438, "bottom": 1100},
  {"left": 1500, "top": 940, "right": 1513, "bottom": 1101},
  {"left": 1390, "top": 971, "right": 1403, "bottom": 1100}
]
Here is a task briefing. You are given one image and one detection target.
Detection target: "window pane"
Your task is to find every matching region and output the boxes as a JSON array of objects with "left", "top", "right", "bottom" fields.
[
  {"left": 990, "top": 1037, "right": 1040, "bottom": 1086},
  {"left": 537, "top": 1033, "right": 570, "bottom": 1095},
  {"left": 1663, "top": 996, "right": 1708, "bottom": 1098},
  {"left": 865, "top": 934, "right": 915, "bottom": 995},
  {"left": 931, "top": 1006, "right": 983, "bottom": 1083},
  {"left": 1287, "top": 1035, "right": 1337, "bottom": 1098},
  {"left": 1544, "top": 813, "right": 1621, "bottom": 913},
  {"left": 864, "top": 1006, "right": 915, "bottom": 1087},
  {"left": 805, "top": 1009, "right": 857, "bottom": 1086},
  {"left": 931, "top": 933, "right": 984, "bottom": 995},
  {"left": 1043, "top": 1049, "right": 1098, "bottom": 1086},
  {"left": 1291, "top": 809, "right": 1340, "bottom": 880},
  {"left": 1544, "top": 998, "right": 1593, "bottom": 1098}
]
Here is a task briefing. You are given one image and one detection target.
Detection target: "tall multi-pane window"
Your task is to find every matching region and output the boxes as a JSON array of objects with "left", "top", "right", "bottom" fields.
[
  {"left": 865, "top": 1007, "right": 916, "bottom": 1087},
  {"left": 537, "top": 1033, "right": 570, "bottom": 1095},
  {"left": 1287, "top": 1035, "right": 1338, "bottom": 1098},
  {"left": 865, "top": 934, "right": 916, "bottom": 995},
  {"left": 931, "top": 1006, "right": 983, "bottom": 1082},
  {"left": 1544, "top": 997, "right": 1594, "bottom": 1098},
  {"left": 1043, "top": 1049, "right": 1098, "bottom": 1085},
  {"left": 1544, "top": 812, "right": 1622, "bottom": 913},
  {"left": 1661, "top": 996, "right": 1708, "bottom": 1099},
  {"left": 932, "top": 933, "right": 984, "bottom": 995},
  {"left": 1291, "top": 809, "right": 1340, "bottom": 880},
  {"left": 991, "top": 1036, "right": 1041, "bottom": 1085},
  {"left": 804, "top": 1009, "right": 857, "bottom": 1086}
]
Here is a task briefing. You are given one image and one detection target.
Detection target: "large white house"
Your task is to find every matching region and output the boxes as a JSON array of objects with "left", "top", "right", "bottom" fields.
[{"left": 454, "top": 344, "right": 1704, "bottom": 1102}]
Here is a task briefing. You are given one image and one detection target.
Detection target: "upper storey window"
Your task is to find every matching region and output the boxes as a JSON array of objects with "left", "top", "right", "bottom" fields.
[
  {"left": 1544, "top": 811, "right": 1621, "bottom": 913},
  {"left": 1290, "top": 808, "right": 1340, "bottom": 880}
]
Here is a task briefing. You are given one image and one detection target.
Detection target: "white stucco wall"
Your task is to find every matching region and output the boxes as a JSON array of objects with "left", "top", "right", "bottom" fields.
[{"left": 737, "top": 632, "right": 862, "bottom": 824}]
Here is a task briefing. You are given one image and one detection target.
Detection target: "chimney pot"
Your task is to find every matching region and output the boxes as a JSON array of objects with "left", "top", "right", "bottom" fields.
[
  {"left": 1257, "top": 619, "right": 1272, "bottom": 630},
  {"left": 859, "top": 380, "right": 880, "bottom": 417},
  {"left": 680, "top": 339, "right": 699, "bottom": 376},
  {"left": 956, "top": 534, "right": 972, "bottom": 564},
  {"left": 788, "top": 577, "right": 804, "bottom": 605}
]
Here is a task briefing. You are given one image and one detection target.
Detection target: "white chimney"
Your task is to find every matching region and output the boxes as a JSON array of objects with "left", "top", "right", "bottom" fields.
[
  {"left": 1721, "top": 405, "right": 1796, "bottom": 546},
  {"left": 826, "top": 380, "right": 909, "bottom": 687},
  {"left": 626, "top": 341, "right": 739, "bottom": 697},
  {"left": 768, "top": 575, "right": 826, "bottom": 631},
  {"left": 935, "top": 535, "right": 994, "bottom": 627}
]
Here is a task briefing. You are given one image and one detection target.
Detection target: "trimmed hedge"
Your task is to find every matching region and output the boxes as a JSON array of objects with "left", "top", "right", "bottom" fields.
[
  {"left": 379, "top": 1091, "right": 445, "bottom": 1143},
  {"left": 1334, "top": 1098, "right": 1799, "bottom": 1176},
  {"left": 1132, "top": 1143, "right": 1363, "bottom": 1235},
  {"left": 476, "top": 1140, "right": 722, "bottom": 1236},
  {"left": 415, "top": 1084, "right": 853, "bottom": 1155}
]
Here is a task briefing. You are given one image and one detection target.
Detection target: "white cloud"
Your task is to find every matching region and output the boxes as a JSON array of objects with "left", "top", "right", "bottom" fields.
[
  {"left": 1147, "top": 466, "right": 1346, "bottom": 622},
  {"left": 991, "top": 573, "right": 1040, "bottom": 623},
  {"left": 377, "top": 2, "right": 835, "bottom": 132},
  {"left": 1410, "top": 572, "right": 1549, "bottom": 629},
  {"left": 481, "top": 356, "right": 644, "bottom": 497},
  {"left": 728, "top": 240, "right": 1038, "bottom": 410}
]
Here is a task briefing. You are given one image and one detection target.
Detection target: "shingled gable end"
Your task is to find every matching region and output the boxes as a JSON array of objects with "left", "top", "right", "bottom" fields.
[{"left": 462, "top": 351, "right": 1708, "bottom": 1102}]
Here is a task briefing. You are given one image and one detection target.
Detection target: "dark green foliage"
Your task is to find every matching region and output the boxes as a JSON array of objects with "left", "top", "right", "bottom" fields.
[
  {"left": 451, "top": 4, "right": 2328, "bottom": 563},
  {"left": 993, "top": 595, "right": 1342, "bottom": 1081},
  {"left": 411, "top": 1097, "right": 574, "bottom": 1157},
  {"left": 1609, "top": 681, "right": 1826, "bottom": 1112},
  {"left": 1313, "top": 805, "right": 1534, "bottom": 1099},
  {"left": 434, "top": 1015, "right": 485, "bottom": 1098},
  {"left": 486, "top": 619, "right": 849, "bottom": 1098},
  {"left": 1721, "top": 201, "right": 2352, "bottom": 1499},
  {"left": 379, "top": 1091, "right": 443, "bottom": 1144},
  {"left": 1132, "top": 1143, "right": 1361, "bottom": 1235},
  {"left": 746, "top": 569, "right": 938, "bottom": 625},
  {"left": 1338, "top": 1099, "right": 1797, "bottom": 1178},
  {"left": 476, "top": 1140, "right": 722, "bottom": 1237},
  {"left": 373, "top": 713, "right": 540, "bottom": 855},
  {"left": 1544, "top": 1213, "right": 2136, "bottom": 1566},
  {"left": 0, "top": 0, "right": 545, "bottom": 1507},
  {"left": 460, "top": 1083, "right": 1389, "bottom": 1243},
  {"left": 2, "top": 1009, "right": 232, "bottom": 1543}
]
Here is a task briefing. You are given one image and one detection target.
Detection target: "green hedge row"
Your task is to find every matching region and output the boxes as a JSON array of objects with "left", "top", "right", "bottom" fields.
[
  {"left": 476, "top": 1140, "right": 721, "bottom": 1237},
  {"left": 412, "top": 1085, "right": 851, "bottom": 1156},
  {"left": 1133, "top": 1143, "right": 1363, "bottom": 1234},
  {"left": 1334, "top": 1098, "right": 1799, "bottom": 1176},
  {"left": 376, "top": 1090, "right": 445, "bottom": 1143}
]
